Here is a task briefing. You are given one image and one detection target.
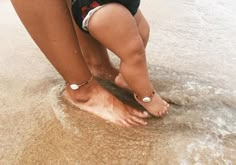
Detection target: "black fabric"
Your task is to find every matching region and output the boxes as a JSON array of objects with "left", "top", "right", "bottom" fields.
[{"left": 71, "top": 0, "right": 140, "bottom": 32}]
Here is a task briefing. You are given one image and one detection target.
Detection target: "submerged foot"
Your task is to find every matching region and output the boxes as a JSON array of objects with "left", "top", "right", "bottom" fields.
[
  {"left": 89, "top": 64, "right": 129, "bottom": 90},
  {"left": 114, "top": 73, "right": 131, "bottom": 91},
  {"left": 89, "top": 66, "right": 169, "bottom": 117},
  {"left": 134, "top": 92, "right": 169, "bottom": 117},
  {"left": 63, "top": 79, "right": 149, "bottom": 127},
  {"left": 115, "top": 73, "right": 169, "bottom": 117}
]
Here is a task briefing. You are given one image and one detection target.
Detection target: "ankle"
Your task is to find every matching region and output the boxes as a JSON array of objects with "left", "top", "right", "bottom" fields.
[{"left": 65, "top": 79, "right": 98, "bottom": 102}]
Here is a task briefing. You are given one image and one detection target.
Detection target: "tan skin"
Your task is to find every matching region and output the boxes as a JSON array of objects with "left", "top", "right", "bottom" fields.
[
  {"left": 11, "top": 0, "right": 168, "bottom": 127},
  {"left": 69, "top": 3, "right": 169, "bottom": 116}
]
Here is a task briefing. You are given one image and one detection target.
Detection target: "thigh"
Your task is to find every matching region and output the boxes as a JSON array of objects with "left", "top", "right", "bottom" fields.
[
  {"left": 75, "top": 25, "right": 108, "bottom": 57},
  {"left": 88, "top": 3, "right": 145, "bottom": 62},
  {"left": 66, "top": 0, "right": 107, "bottom": 56}
]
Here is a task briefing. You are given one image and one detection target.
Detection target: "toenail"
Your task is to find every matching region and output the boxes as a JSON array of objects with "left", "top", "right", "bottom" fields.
[{"left": 143, "top": 111, "right": 149, "bottom": 116}]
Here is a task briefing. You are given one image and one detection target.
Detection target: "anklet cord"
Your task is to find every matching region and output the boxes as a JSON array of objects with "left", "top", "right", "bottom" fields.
[
  {"left": 134, "top": 91, "right": 155, "bottom": 103},
  {"left": 66, "top": 75, "right": 94, "bottom": 90}
]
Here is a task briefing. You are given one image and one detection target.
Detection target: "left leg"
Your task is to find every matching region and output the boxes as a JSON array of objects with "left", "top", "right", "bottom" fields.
[
  {"left": 66, "top": 0, "right": 118, "bottom": 81},
  {"left": 114, "top": 9, "right": 151, "bottom": 90}
]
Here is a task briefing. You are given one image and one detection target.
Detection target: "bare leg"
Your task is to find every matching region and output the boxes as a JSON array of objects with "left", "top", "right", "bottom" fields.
[
  {"left": 11, "top": 0, "right": 148, "bottom": 126},
  {"left": 70, "top": 7, "right": 151, "bottom": 92},
  {"left": 77, "top": 10, "right": 149, "bottom": 83},
  {"left": 65, "top": 0, "right": 118, "bottom": 81},
  {"left": 135, "top": 10, "right": 150, "bottom": 48},
  {"left": 115, "top": 9, "right": 150, "bottom": 90},
  {"left": 88, "top": 3, "right": 168, "bottom": 117},
  {"left": 67, "top": 0, "right": 148, "bottom": 83},
  {"left": 74, "top": 26, "right": 119, "bottom": 81}
]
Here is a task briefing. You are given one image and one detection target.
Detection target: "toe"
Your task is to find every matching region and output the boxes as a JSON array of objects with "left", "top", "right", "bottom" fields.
[
  {"left": 116, "top": 120, "right": 126, "bottom": 127},
  {"left": 162, "top": 105, "right": 168, "bottom": 112},
  {"left": 163, "top": 100, "right": 169, "bottom": 107},
  {"left": 162, "top": 109, "right": 167, "bottom": 115},
  {"left": 130, "top": 116, "right": 148, "bottom": 126},
  {"left": 127, "top": 118, "right": 140, "bottom": 126},
  {"left": 129, "top": 107, "right": 150, "bottom": 118},
  {"left": 120, "top": 120, "right": 132, "bottom": 127},
  {"left": 158, "top": 111, "right": 164, "bottom": 116},
  {"left": 157, "top": 109, "right": 167, "bottom": 117},
  {"left": 143, "top": 111, "right": 152, "bottom": 118},
  {"left": 161, "top": 108, "right": 168, "bottom": 116}
]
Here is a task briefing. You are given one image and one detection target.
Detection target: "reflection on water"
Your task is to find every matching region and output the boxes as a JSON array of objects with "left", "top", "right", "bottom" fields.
[{"left": 0, "top": 0, "right": 236, "bottom": 164}]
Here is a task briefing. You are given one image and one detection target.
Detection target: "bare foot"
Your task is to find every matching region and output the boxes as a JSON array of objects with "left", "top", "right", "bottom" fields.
[
  {"left": 63, "top": 79, "right": 149, "bottom": 127},
  {"left": 115, "top": 73, "right": 169, "bottom": 117},
  {"left": 114, "top": 73, "right": 131, "bottom": 91},
  {"left": 88, "top": 66, "right": 169, "bottom": 117},
  {"left": 88, "top": 64, "right": 129, "bottom": 90},
  {"left": 134, "top": 92, "right": 169, "bottom": 117}
]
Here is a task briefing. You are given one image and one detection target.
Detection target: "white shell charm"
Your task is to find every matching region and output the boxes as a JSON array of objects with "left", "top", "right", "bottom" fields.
[
  {"left": 70, "top": 84, "right": 80, "bottom": 90},
  {"left": 67, "top": 75, "right": 94, "bottom": 91},
  {"left": 142, "top": 97, "right": 151, "bottom": 103}
]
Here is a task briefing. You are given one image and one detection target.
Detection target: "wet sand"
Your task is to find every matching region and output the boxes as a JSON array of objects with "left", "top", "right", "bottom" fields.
[{"left": 1, "top": 0, "right": 236, "bottom": 164}]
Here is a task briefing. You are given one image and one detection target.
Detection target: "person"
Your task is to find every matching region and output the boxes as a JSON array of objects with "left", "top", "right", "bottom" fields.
[{"left": 11, "top": 0, "right": 169, "bottom": 127}]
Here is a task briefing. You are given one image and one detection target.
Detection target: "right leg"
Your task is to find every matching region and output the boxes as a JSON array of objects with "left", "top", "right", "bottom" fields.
[
  {"left": 11, "top": 0, "right": 148, "bottom": 126},
  {"left": 115, "top": 9, "right": 150, "bottom": 89},
  {"left": 88, "top": 3, "right": 168, "bottom": 117},
  {"left": 134, "top": 9, "right": 150, "bottom": 48}
]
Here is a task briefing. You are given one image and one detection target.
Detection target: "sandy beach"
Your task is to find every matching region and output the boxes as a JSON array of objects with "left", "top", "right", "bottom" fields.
[{"left": 0, "top": 0, "right": 236, "bottom": 164}]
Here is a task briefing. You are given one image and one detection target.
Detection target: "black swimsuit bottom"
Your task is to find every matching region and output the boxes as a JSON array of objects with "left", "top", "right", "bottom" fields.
[{"left": 71, "top": 0, "right": 141, "bottom": 32}]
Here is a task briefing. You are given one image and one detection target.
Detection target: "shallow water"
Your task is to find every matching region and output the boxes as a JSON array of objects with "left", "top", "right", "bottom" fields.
[{"left": 0, "top": 0, "right": 236, "bottom": 164}]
